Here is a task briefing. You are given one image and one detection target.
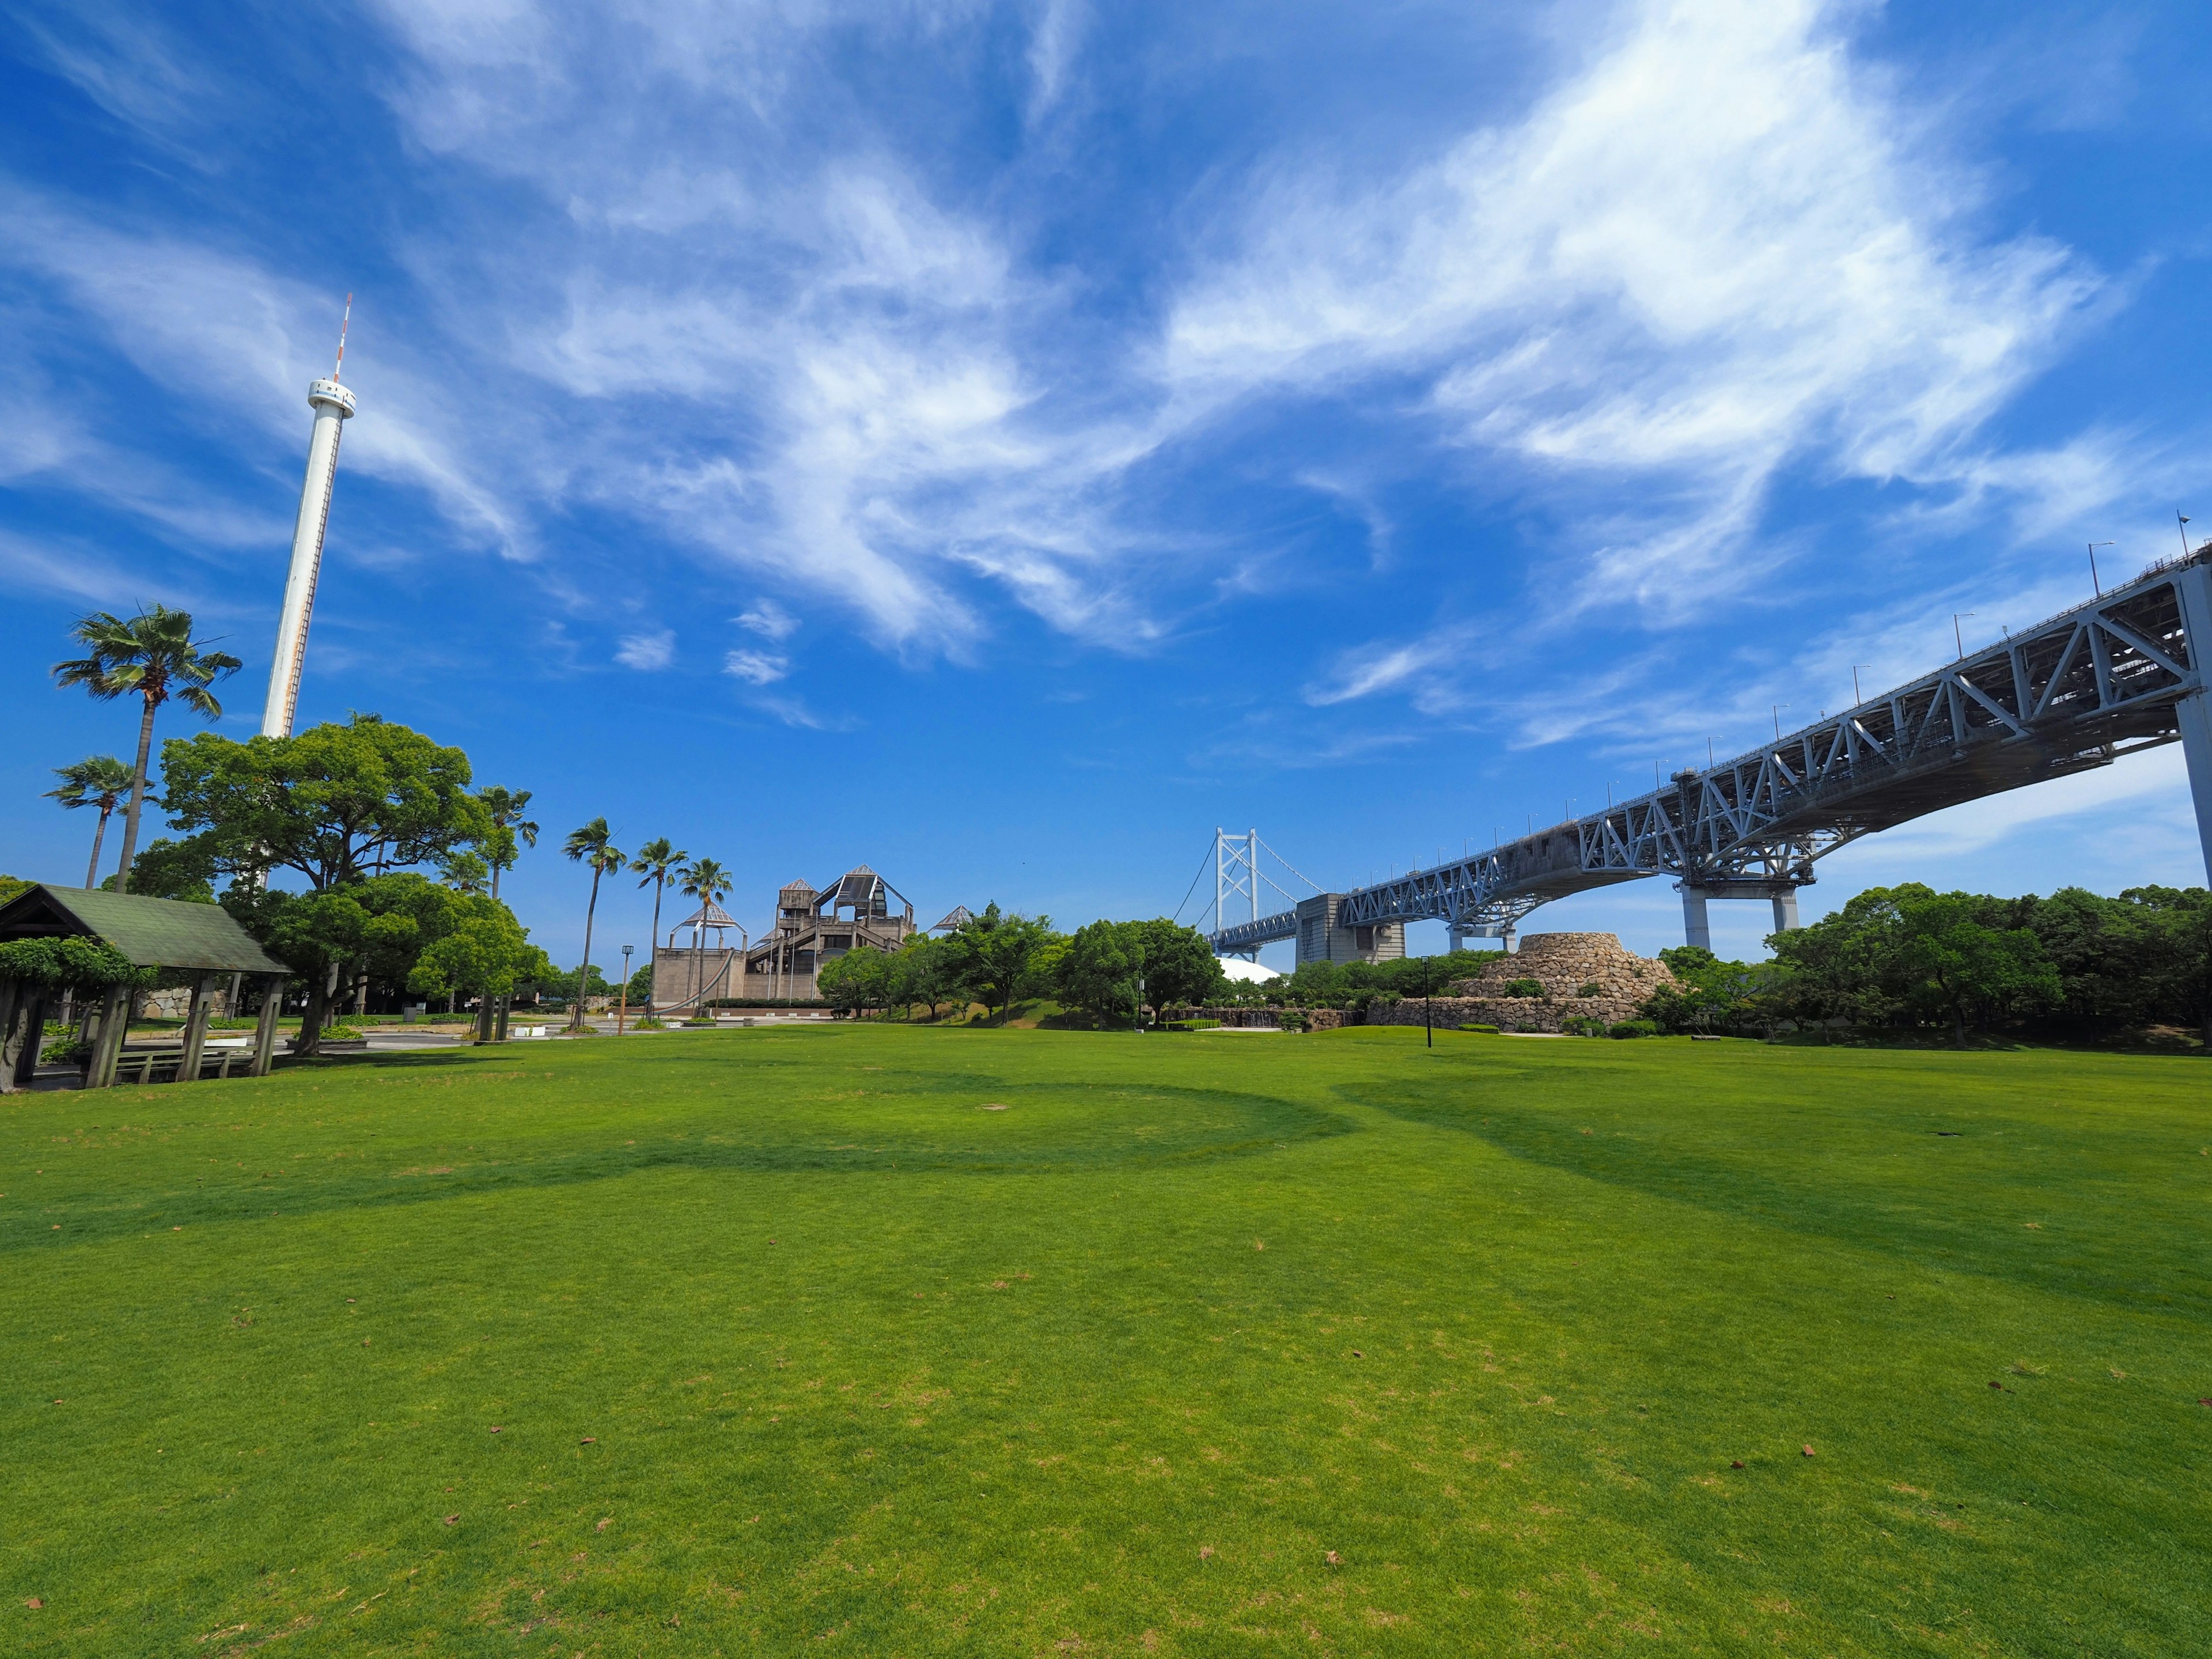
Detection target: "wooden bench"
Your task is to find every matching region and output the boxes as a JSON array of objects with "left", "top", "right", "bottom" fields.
[{"left": 111, "top": 1046, "right": 255, "bottom": 1084}]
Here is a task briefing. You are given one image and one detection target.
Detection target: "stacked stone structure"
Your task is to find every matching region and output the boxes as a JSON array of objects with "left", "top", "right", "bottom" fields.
[{"left": 1358, "top": 933, "right": 1675, "bottom": 1033}]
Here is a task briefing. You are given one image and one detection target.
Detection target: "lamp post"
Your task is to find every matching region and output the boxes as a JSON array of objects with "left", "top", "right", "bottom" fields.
[
  {"left": 1952, "top": 612, "right": 1975, "bottom": 660},
  {"left": 619, "top": 944, "right": 633, "bottom": 1035},
  {"left": 1135, "top": 974, "right": 1146, "bottom": 1036},
  {"left": 2089, "top": 540, "right": 2113, "bottom": 597}
]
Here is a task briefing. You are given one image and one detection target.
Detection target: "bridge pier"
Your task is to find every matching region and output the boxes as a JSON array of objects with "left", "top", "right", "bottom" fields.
[
  {"left": 1294, "top": 895, "right": 1405, "bottom": 967},
  {"left": 1680, "top": 886, "right": 1711, "bottom": 952},
  {"left": 1679, "top": 879, "right": 1806, "bottom": 953}
]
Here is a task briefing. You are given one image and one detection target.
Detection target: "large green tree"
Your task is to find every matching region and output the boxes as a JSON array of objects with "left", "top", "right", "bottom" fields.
[
  {"left": 892, "top": 934, "right": 959, "bottom": 1021},
  {"left": 407, "top": 900, "right": 552, "bottom": 1029},
  {"left": 944, "top": 903, "right": 1059, "bottom": 1023},
  {"left": 1055, "top": 919, "right": 1139, "bottom": 1024},
  {"left": 46, "top": 755, "right": 137, "bottom": 888},
  {"left": 52, "top": 606, "right": 241, "bottom": 892},
  {"left": 817, "top": 947, "right": 895, "bottom": 1017},
  {"left": 161, "top": 715, "right": 487, "bottom": 891}
]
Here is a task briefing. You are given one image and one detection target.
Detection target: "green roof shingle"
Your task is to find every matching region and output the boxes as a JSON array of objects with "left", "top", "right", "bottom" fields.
[{"left": 0, "top": 886, "right": 288, "bottom": 975}]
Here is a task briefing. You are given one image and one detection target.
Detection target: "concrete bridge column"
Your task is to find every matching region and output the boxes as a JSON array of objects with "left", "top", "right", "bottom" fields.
[
  {"left": 1771, "top": 888, "right": 1801, "bottom": 933},
  {"left": 1679, "top": 885, "right": 1711, "bottom": 952},
  {"left": 2176, "top": 556, "right": 2212, "bottom": 884}
]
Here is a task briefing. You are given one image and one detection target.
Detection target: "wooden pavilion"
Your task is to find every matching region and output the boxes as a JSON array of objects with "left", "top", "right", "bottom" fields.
[{"left": 0, "top": 885, "right": 291, "bottom": 1091}]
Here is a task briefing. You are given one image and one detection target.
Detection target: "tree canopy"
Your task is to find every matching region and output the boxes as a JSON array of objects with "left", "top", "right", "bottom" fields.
[{"left": 161, "top": 715, "right": 487, "bottom": 891}]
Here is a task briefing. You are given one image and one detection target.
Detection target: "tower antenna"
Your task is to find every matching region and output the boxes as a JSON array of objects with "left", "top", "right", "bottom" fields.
[{"left": 332, "top": 293, "right": 353, "bottom": 382}]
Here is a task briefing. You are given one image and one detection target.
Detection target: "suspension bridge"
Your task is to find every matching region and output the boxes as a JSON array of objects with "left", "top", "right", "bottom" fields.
[{"left": 1194, "top": 546, "right": 2212, "bottom": 965}]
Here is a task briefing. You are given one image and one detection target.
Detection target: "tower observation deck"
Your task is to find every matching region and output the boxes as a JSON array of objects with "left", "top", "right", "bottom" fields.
[{"left": 1209, "top": 547, "right": 2212, "bottom": 959}]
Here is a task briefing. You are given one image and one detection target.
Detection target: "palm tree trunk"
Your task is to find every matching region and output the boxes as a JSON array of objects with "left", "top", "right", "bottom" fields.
[
  {"left": 573, "top": 868, "right": 601, "bottom": 1031},
  {"left": 645, "top": 875, "right": 665, "bottom": 1014},
  {"left": 115, "top": 695, "right": 160, "bottom": 893},
  {"left": 86, "top": 805, "right": 114, "bottom": 889}
]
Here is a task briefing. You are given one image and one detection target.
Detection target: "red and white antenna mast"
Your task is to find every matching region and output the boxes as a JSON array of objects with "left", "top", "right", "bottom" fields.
[{"left": 332, "top": 291, "right": 353, "bottom": 382}]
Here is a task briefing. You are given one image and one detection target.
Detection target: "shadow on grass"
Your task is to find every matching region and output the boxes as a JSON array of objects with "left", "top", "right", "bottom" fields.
[
  {"left": 1338, "top": 1062, "right": 2212, "bottom": 1315},
  {"left": 10, "top": 1059, "right": 1350, "bottom": 1251}
]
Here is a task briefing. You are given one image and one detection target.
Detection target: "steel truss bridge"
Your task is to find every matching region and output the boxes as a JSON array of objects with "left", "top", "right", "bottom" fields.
[{"left": 1209, "top": 548, "right": 2212, "bottom": 958}]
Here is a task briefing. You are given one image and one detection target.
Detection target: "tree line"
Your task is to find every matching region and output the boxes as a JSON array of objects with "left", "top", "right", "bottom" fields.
[
  {"left": 816, "top": 910, "right": 1228, "bottom": 1025},
  {"left": 1645, "top": 883, "right": 2211, "bottom": 1046}
]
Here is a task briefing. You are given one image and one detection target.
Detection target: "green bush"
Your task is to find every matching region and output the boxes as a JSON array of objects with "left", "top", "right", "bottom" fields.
[
  {"left": 1561, "top": 1015, "right": 1608, "bottom": 1037},
  {"left": 1577, "top": 982, "right": 1603, "bottom": 998},
  {"left": 1501, "top": 978, "right": 1547, "bottom": 999},
  {"left": 1607, "top": 1019, "right": 1660, "bottom": 1039},
  {"left": 1460, "top": 1023, "right": 1500, "bottom": 1034}
]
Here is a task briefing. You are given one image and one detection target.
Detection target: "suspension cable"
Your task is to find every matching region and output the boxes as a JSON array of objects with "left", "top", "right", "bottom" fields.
[
  {"left": 1255, "top": 837, "right": 1324, "bottom": 894},
  {"left": 1171, "top": 840, "right": 1216, "bottom": 926}
]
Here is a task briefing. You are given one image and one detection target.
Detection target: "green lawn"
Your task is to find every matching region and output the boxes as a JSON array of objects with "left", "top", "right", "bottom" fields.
[{"left": 5, "top": 1027, "right": 2208, "bottom": 1656}]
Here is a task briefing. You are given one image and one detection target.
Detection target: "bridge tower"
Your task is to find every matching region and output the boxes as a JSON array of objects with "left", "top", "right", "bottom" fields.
[{"left": 1215, "top": 828, "right": 1260, "bottom": 959}]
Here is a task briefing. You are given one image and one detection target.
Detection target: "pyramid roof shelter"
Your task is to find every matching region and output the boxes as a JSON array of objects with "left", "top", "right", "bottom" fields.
[
  {"left": 676, "top": 900, "right": 740, "bottom": 933},
  {"left": 931, "top": 905, "right": 975, "bottom": 933}
]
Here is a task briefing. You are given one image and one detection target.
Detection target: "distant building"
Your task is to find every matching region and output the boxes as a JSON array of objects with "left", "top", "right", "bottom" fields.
[
  {"left": 650, "top": 866, "right": 919, "bottom": 1010},
  {"left": 746, "top": 868, "right": 916, "bottom": 999}
]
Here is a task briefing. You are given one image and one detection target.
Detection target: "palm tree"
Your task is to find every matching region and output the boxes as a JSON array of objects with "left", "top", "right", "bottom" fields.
[
  {"left": 562, "top": 818, "right": 624, "bottom": 1029},
  {"left": 45, "top": 755, "right": 137, "bottom": 888},
  {"left": 628, "top": 837, "right": 688, "bottom": 1013},
  {"left": 52, "top": 606, "right": 241, "bottom": 893},
  {"left": 478, "top": 786, "right": 539, "bottom": 902},
  {"left": 677, "top": 857, "right": 732, "bottom": 944}
]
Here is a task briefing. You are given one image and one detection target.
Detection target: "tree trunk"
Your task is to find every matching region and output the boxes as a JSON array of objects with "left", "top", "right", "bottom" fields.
[
  {"left": 298, "top": 971, "right": 328, "bottom": 1057},
  {"left": 645, "top": 876, "right": 665, "bottom": 1014},
  {"left": 86, "top": 805, "right": 114, "bottom": 888},
  {"left": 115, "top": 695, "right": 161, "bottom": 893},
  {"left": 573, "top": 868, "right": 601, "bottom": 1030}
]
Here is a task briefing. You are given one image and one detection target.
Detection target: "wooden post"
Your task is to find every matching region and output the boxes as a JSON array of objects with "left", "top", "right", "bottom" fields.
[
  {"left": 0, "top": 978, "right": 21, "bottom": 1094},
  {"left": 249, "top": 974, "right": 286, "bottom": 1077},
  {"left": 495, "top": 994, "right": 511, "bottom": 1042},
  {"left": 87, "top": 984, "right": 131, "bottom": 1089},
  {"left": 176, "top": 970, "right": 217, "bottom": 1084}
]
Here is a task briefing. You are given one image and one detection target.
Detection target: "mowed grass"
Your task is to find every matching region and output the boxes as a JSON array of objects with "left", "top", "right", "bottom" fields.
[{"left": 4, "top": 1028, "right": 2209, "bottom": 1657}]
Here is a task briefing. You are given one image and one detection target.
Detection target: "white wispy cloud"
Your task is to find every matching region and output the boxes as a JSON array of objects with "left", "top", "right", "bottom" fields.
[
  {"left": 615, "top": 629, "right": 676, "bottom": 670},
  {"left": 722, "top": 648, "right": 789, "bottom": 685},
  {"left": 1168, "top": 0, "right": 2104, "bottom": 627},
  {"left": 736, "top": 600, "right": 797, "bottom": 641},
  {"left": 0, "top": 0, "right": 2150, "bottom": 702}
]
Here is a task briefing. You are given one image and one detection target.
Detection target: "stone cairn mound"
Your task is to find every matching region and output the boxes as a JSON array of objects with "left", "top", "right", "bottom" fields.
[{"left": 1360, "top": 932, "right": 1675, "bottom": 1033}]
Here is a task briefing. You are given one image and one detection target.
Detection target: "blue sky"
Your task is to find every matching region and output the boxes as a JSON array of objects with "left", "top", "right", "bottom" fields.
[{"left": 4, "top": 0, "right": 2210, "bottom": 973}]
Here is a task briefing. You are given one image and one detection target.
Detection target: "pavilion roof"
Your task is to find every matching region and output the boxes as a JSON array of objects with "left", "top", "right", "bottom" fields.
[
  {"left": 677, "top": 900, "right": 738, "bottom": 930},
  {"left": 0, "top": 885, "right": 287, "bottom": 974}
]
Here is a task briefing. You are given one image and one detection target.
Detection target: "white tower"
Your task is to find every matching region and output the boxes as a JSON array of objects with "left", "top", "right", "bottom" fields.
[{"left": 260, "top": 298, "right": 357, "bottom": 739}]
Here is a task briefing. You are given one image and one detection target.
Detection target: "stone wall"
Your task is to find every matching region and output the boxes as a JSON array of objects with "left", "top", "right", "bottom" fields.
[{"left": 1382, "top": 932, "right": 1676, "bottom": 1033}]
